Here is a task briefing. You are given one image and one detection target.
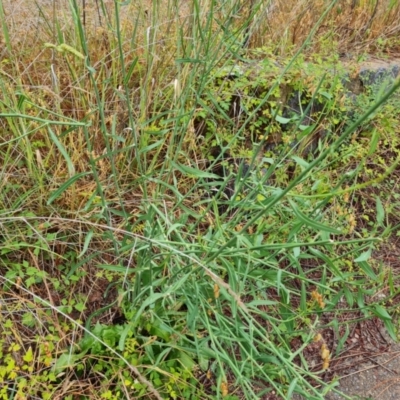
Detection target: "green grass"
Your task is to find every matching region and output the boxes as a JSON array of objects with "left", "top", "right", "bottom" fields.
[{"left": 1, "top": 0, "right": 400, "bottom": 399}]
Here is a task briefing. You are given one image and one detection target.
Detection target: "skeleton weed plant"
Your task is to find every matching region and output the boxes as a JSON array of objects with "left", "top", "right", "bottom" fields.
[{"left": 1, "top": 0, "right": 400, "bottom": 399}]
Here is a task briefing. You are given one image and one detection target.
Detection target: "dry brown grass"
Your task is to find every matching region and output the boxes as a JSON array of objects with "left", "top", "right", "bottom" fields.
[
  {"left": 2, "top": 0, "right": 400, "bottom": 55},
  {"left": 0, "top": 0, "right": 399, "bottom": 113},
  {"left": 247, "top": 0, "right": 400, "bottom": 55}
]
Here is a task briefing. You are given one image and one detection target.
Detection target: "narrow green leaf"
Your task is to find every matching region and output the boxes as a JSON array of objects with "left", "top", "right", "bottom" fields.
[
  {"left": 47, "top": 126, "right": 75, "bottom": 177},
  {"left": 255, "top": 355, "right": 282, "bottom": 365},
  {"left": 298, "top": 124, "right": 316, "bottom": 138},
  {"left": 357, "top": 260, "right": 377, "bottom": 279},
  {"left": 138, "top": 139, "right": 164, "bottom": 154},
  {"left": 368, "top": 129, "right": 380, "bottom": 156},
  {"left": 248, "top": 299, "right": 278, "bottom": 307},
  {"left": 343, "top": 286, "right": 354, "bottom": 307},
  {"left": 150, "top": 178, "right": 184, "bottom": 200},
  {"left": 67, "top": 252, "right": 98, "bottom": 279},
  {"left": 118, "top": 324, "right": 132, "bottom": 352},
  {"left": 289, "top": 199, "right": 342, "bottom": 234},
  {"left": 321, "top": 378, "right": 340, "bottom": 396},
  {"left": 17, "top": 92, "right": 27, "bottom": 110},
  {"left": 97, "top": 264, "right": 136, "bottom": 273},
  {"left": 123, "top": 56, "right": 139, "bottom": 86},
  {"left": 376, "top": 196, "right": 385, "bottom": 225},
  {"left": 291, "top": 156, "right": 310, "bottom": 169},
  {"left": 336, "top": 324, "right": 350, "bottom": 354},
  {"left": 389, "top": 268, "right": 394, "bottom": 295},
  {"left": 167, "top": 223, "right": 185, "bottom": 236},
  {"left": 109, "top": 208, "right": 129, "bottom": 218},
  {"left": 133, "top": 293, "right": 166, "bottom": 324},
  {"left": 357, "top": 289, "right": 365, "bottom": 309},
  {"left": 309, "top": 247, "right": 344, "bottom": 278},
  {"left": 172, "top": 161, "right": 220, "bottom": 179},
  {"left": 175, "top": 58, "right": 205, "bottom": 64},
  {"left": 47, "top": 172, "right": 92, "bottom": 205},
  {"left": 300, "top": 281, "right": 307, "bottom": 311},
  {"left": 287, "top": 378, "right": 298, "bottom": 399},
  {"left": 384, "top": 319, "right": 397, "bottom": 341},
  {"left": 77, "top": 230, "right": 94, "bottom": 259}
]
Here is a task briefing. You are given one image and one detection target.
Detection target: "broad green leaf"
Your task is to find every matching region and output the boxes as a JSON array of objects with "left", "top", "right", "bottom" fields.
[
  {"left": 278, "top": 322, "right": 287, "bottom": 332},
  {"left": 53, "top": 353, "right": 82, "bottom": 374},
  {"left": 178, "top": 351, "right": 196, "bottom": 370},
  {"left": 275, "top": 115, "right": 292, "bottom": 124},
  {"left": 261, "top": 157, "right": 275, "bottom": 164},
  {"left": 299, "top": 124, "right": 311, "bottom": 131},
  {"left": 354, "top": 249, "right": 372, "bottom": 262},
  {"left": 23, "top": 347, "right": 34, "bottom": 363},
  {"left": 319, "top": 91, "right": 332, "bottom": 100},
  {"left": 372, "top": 305, "right": 391, "bottom": 321},
  {"left": 198, "top": 354, "right": 210, "bottom": 371}
]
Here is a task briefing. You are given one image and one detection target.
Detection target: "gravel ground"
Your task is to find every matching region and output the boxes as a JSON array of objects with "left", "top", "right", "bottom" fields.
[
  {"left": 324, "top": 348, "right": 400, "bottom": 400},
  {"left": 293, "top": 329, "right": 400, "bottom": 400}
]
